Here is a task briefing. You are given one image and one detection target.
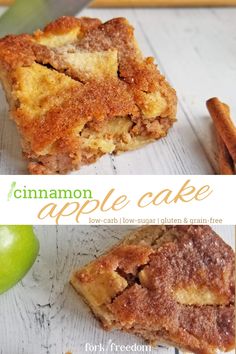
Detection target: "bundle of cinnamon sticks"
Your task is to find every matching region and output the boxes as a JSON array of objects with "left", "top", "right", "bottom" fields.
[{"left": 206, "top": 98, "right": 236, "bottom": 175}]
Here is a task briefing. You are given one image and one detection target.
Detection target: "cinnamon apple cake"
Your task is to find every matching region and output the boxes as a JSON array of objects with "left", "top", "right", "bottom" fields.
[
  {"left": 0, "top": 16, "right": 177, "bottom": 174},
  {"left": 70, "top": 226, "right": 235, "bottom": 354}
]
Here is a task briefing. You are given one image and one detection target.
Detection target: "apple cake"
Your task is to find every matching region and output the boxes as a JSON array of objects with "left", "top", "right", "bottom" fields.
[
  {"left": 0, "top": 16, "right": 177, "bottom": 174},
  {"left": 70, "top": 225, "right": 235, "bottom": 354}
]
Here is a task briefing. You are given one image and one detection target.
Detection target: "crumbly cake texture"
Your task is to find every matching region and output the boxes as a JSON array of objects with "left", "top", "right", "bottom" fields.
[
  {"left": 70, "top": 226, "right": 235, "bottom": 354},
  {"left": 0, "top": 16, "right": 177, "bottom": 174}
]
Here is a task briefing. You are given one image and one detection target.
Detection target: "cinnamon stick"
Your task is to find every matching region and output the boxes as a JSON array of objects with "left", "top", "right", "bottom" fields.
[
  {"left": 206, "top": 97, "right": 236, "bottom": 163},
  {"left": 216, "top": 131, "right": 235, "bottom": 175}
]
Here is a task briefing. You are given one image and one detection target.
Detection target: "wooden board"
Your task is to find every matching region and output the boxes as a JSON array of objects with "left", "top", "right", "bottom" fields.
[
  {"left": 1, "top": 0, "right": 236, "bottom": 6},
  {"left": 0, "top": 225, "right": 234, "bottom": 354},
  {"left": 91, "top": 0, "right": 236, "bottom": 6},
  {"left": 0, "top": 6, "right": 236, "bottom": 175}
]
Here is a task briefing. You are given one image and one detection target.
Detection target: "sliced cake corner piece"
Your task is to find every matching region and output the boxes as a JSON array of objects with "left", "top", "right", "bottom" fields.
[
  {"left": 0, "top": 16, "right": 177, "bottom": 174},
  {"left": 70, "top": 225, "right": 235, "bottom": 354}
]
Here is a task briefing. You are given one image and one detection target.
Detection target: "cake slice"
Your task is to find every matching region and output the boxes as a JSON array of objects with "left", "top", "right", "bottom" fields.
[
  {"left": 70, "top": 226, "right": 235, "bottom": 354},
  {"left": 0, "top": 16, "right": 177, "bottom": 174}
]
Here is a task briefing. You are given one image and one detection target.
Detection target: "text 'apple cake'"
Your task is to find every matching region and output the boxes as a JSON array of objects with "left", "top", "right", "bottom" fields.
[
  {"left": 0, "top": 16, "right": 177, "bottom": 174},
  {"left": 71, "top": 225, "right": 235, "bottom": 354}
]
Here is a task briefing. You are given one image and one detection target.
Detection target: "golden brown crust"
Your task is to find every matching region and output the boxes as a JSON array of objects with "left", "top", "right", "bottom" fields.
[
  {"left": 43, "top": 16, "right": 101, "bottom": 35},
  {"left": 0, "top": 16, "right": 177, "bottom": 174},
  {"left": 0, "top": 34, "right": 35, "bottom": 69},
  {"left": 111, "top": 285, "right": 234, "bottom": 353},
  {"left": 76, "top": 244, "right": 153, "bottom": 283},
  {"left": 27, "top": 79, "right": 139, "bottom": 152},
  {"left": 71, "top": 226, "right": 235, "bottom": 354}
]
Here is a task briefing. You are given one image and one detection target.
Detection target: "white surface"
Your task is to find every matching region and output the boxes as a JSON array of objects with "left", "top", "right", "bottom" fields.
[
  {"left": 0, "top": 7, "right": 236, "bottom": 174},
  {"left": 0, "top": 225, "right": 234, "bottom": 354}
]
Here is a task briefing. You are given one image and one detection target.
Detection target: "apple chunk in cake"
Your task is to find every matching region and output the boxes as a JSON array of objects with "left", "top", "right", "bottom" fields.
[
  {"left": 0, "top": 16, "right": 177, "bottom": 174},
  {"left": 70, "top": 226, "right": 235, "bottom": 354}
]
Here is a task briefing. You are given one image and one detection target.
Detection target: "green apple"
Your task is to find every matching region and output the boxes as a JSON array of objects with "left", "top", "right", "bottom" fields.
[{"left": 0, "top": 226, "right": 39, "bottom": 294}]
